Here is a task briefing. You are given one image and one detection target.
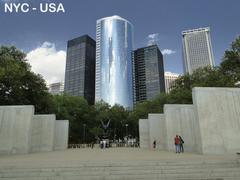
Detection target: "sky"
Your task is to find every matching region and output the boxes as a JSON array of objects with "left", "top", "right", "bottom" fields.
[{"left": 0, "top": 0, "right": 239, "bottom": 84}]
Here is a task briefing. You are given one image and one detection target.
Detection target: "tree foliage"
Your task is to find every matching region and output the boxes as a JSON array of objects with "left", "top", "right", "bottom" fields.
[
  {"left": 51, "top": 95, "right": 94, "bottom": 143},
  {"left": 220, "top": 36, "right": 240, "bottom": 83},
  {"left": 0, "top": 46, "right": 52, "bottom": 113}
]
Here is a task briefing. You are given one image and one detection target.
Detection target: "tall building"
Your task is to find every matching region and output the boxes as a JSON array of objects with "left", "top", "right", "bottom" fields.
[
  {"left": 64, "top": 35, "right": 96, "bottom": 105},
  {"left": 133, "top": 45, "right": 165, "bottom": 103},
  {"left": 164, "top": 72, "right": 180, "bottom": 94},
  {"left": 182, "top": 27, "right": 215, "bottom": 74},
  {"left": 95, "top": 15, "right": 134, "bottom": 108},
  {"left": 48, "top": 82, "right": 64, "bottom": 95}
]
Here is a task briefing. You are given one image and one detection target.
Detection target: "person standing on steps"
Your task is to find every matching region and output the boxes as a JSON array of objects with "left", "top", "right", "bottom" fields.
[
  {"left": 179, "top": 136, "right": 184, "bottom": 153},
  {"left": 174, "top": 135, "right": 180, "bottom": 153}
]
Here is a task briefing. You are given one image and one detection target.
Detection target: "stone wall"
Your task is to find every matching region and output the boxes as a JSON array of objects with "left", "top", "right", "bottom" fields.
[
  {"left": 139, "top": 119, "right": 150, "bottom": 149},
  {"left": 31, "top": 115, "right": 56, "bottom": 153},
  {"left": 0, "top": 105, "right": 69, "bottom": 155},
  {"left": 54, "top": 120, "right": 69, "bottom": 150},
  {"left": 0, "top": 106, "right": 34, "bottom": 155},
  {"left": 148, "top": 114, "right": 166, "bottom": 150},
  {"left": 164, "top": 104, "right": 198, "bottom": 153},
  {"left": 193, "top": 87, "right": 240, "bottom": 154}
]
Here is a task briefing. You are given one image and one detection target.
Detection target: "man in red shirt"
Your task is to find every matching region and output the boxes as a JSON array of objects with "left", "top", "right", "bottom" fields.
[{"left": 174, "top": 135, "right": 180, "bottom": 153}]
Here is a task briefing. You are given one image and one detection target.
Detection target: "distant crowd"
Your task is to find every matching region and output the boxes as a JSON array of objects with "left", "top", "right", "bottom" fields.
[{"left": 68, "top": 137, "right": 139, "bottom": 149}]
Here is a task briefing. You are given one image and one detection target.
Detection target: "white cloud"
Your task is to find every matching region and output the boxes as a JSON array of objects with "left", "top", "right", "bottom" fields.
[
  {"left": 26, "top": 42, "right": 66, "bottom": 85},
  {"left": 147, "top": 33, "right": 160, "bottom": 46},
  {"left": 161, "top": 49, "right": 176, "bottom": 55},
  {"left": 148, "top": 33, "right": 159, "bottom": 39},
  {"left": 146, "top": 33, "right": 176, "bottom": 56}
]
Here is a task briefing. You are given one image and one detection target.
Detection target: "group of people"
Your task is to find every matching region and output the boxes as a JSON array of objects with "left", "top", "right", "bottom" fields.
[
  {"left": 174, "top": 135, "right": 184, "bottom": 153},
  {"left": 100, "top": 139, "right": 109, "bottom": 149},
  {"left": 152, "top": 135, "right": 185, "bottom": 154}
]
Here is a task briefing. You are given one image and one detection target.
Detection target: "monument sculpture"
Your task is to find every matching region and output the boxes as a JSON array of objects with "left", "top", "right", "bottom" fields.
[
  {"left": 100, "top": 119, "right": 111, "bottom": 148},
  {"left": 139, "top": 87, "right": 240, "bottom": 155}
]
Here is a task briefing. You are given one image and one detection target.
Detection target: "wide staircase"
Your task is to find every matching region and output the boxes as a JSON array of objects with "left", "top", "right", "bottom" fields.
[{"left": 0, "top": 149, "right": 240, "bottom": 180}]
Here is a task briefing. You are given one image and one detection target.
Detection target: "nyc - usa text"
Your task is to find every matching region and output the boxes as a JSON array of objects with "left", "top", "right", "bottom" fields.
[{"left": 4, "top": 3, "right": 65, "bottom": 13}]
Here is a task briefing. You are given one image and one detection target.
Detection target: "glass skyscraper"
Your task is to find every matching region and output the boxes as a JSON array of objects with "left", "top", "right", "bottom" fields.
[
  {"left": 95, "top": 15, "right": 134, "bottom": 108},
  {"left": 133, "top": 45, "right": 165, "bottom": 103},
  {"left": 182, "top": 27, "right": 215, "bottom": 74},
  {"left": 64, "top": 35, "right": 96, "bottom": 105}
]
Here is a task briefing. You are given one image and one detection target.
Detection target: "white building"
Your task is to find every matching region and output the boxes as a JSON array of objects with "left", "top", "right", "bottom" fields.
[
  {"left": 164, "top": 72, "right": 180, "bottom": 93},
  {"left": 182, "top": 27, "right": 215, "bottom": 74},
  {"left": 48, "top": 82, "right": 64, "bottom": 95}
]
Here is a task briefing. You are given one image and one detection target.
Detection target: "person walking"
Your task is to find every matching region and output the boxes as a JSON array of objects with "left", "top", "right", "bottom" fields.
[
  {"left": 179, "top": 136, "right": 184, "bottom": 153},
  {"left": 153, "top": 140, "right": 156, "bottom": 149},
  {"left": 91, "top": 141, "right": 94, "bottom": 149},
  {"left": 174, "top": 135, "right": 180, "bottom": 153}
]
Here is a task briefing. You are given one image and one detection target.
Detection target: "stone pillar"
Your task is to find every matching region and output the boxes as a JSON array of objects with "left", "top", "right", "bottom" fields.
[
  {"left": 0, "top": 106, "right": 34, "bottom": 155},
  {"left": 54, "top": 120, "right": 69, "bottom": 150},
  {"left": 193, "top": 87, "right": 240, "bottom": 154},
  {"left": 164, "top": 104, "right": 198, "bottom": 153},
  {"left": 148, "top": 114, "right": 166, "bottom": 150},
  {"left": 31, "top": 114, "right": 56, "bottom": 153},
  {"left": 139, "top": 119, "right": 150, "bottom": 149}
]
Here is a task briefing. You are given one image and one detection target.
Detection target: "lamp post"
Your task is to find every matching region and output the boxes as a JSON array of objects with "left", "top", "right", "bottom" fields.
[
  {"left": 113, "top": 128, "right": 116, "bottom": 142},
  {"left": 125, "top": 124, "right": 128, "bottom": 138},
  {"left": 83, "top": 124, "right": 86, "bottom": 144},
  {"left": 120, "top": 121, "right": 123, "bottom": 138}
]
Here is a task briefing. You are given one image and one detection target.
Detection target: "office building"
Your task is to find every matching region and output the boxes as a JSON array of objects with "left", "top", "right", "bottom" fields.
[
  {"left": 182, "top": 27, "right": 215, "bottom": 74},
  {"left": 48, "top": 82, "right": 64, "bottom": 95},
  {"left": 95, "top": 15, "right": 134, "bottom": 108},
  {"left": 164, "top": 72, "right": 180, "bottom": 94},
  {"left": 64, "top": 35, "right": 96, "bottom": 105},
  {"left": 133, "top": 45, "right": 165, "bottom": 103}
]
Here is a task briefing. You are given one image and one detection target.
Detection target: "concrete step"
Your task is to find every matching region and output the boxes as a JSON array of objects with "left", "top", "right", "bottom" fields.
[
  {"left": 1, "top": 167, "right": 240, "bottom": 178},
  {"left": 0, "top": 160, "right": 238, "bottom": 168},
  {"left": 1, "top": 162, "right": 239, "bottom": 172},
  {"left": 0, "top": 159, "right": 239, "bottom": 179},
  {"left": 1, "top": 176, "right": 240, "bottom": 180}
]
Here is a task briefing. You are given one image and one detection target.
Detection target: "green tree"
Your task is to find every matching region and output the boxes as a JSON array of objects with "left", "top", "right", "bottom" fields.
[
  {"left": 89, "top": 127, "right": 103, "bottom": 140},
  {"left": 168, "top": 66, "right": 236, "bottom": 104},
  {"left": 0, "top": 46, "right": 52, "bottom": 113},
  {"left": 109, "top": 104, "right": 129, "bottom": 139},
  {"left": 94, "top": 101, "right": 111, "bottom": 123},
  {"left": 220, "top": 36, "right": 240, "bottom": 83},
  {"left": 51, "top": 94, "right": 95, "bottom": 143}
]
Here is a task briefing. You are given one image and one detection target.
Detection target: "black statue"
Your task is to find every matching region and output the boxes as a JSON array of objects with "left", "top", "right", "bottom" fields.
[{"left": 100, "top": 119, "right": 111, "bottom": 134}]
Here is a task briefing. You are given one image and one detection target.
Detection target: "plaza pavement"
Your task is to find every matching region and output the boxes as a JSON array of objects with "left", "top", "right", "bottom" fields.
[{"left": 0, "top": 148, "right": 240, "bottom": 179}]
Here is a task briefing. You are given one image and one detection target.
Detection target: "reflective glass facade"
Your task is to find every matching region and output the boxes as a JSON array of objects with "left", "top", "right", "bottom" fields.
[
  {"left": 96, "top": 15, "right": 134, "bottom": 108},
  {"left": 133, "top": 45, "right": 165, "bottom": 103}
]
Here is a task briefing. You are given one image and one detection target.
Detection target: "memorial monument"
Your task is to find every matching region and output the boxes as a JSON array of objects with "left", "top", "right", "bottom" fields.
[
  {"left": 0, "top": 105, "right": 69, "bottom": 155},
  {"left": 139, "top": 87, "right": 240, "bottom": 155}
]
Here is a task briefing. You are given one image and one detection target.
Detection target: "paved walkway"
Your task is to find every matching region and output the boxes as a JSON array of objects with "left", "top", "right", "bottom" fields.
[{"left": 0, "top": 148, "right": 238, "bottom": 168}]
